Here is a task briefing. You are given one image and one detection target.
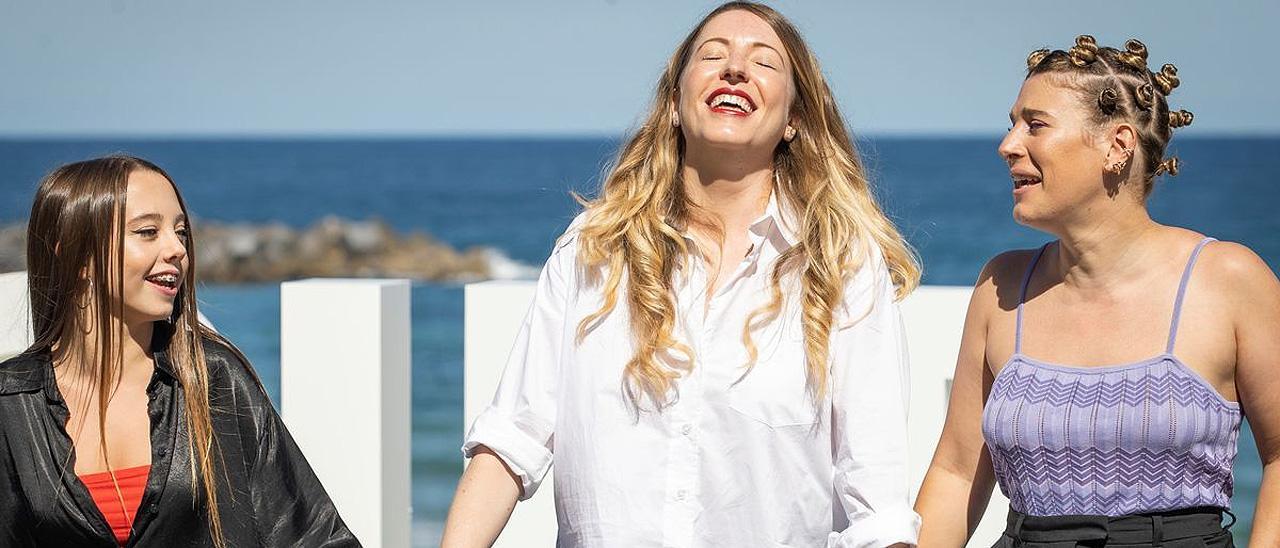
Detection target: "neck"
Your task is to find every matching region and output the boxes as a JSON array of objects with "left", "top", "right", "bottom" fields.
[
  {"left": 55, "top": 314, "right": 155, "bottom": 387},
  {"left": 1048, "top": 203, "right": 1159, "bottom": 291},
  {"left": 681, "top": 144, "right": 774, "bottom": 232},
  {"left": 121, "top": 320, "right": 155, "bottom": 377}
]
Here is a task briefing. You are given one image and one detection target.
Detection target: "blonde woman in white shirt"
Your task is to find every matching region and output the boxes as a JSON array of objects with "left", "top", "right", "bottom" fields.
[{"left": 442, "top": 2, "right": 921, "bottom": 546}]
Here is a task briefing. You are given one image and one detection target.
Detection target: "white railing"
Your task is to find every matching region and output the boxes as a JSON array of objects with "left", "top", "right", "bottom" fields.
[
  {"left": 464, "top": 281, "right": 1009, "bottom": 547},
  {"left": 1, "top": 269, "right": 1008, "bottom": 547}
]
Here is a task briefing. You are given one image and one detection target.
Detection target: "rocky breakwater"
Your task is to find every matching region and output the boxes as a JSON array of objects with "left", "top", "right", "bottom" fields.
[{"left": 0, "top": 217, "right": 535, "bottom": 283}]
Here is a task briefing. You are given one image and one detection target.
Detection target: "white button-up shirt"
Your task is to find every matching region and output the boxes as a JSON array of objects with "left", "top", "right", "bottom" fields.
[{"left": 464, "top": 196, "right": 920, "bottom": 547}]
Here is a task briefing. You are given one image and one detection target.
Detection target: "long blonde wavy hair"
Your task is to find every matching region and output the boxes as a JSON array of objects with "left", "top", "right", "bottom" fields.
[{"left": 574, "top": 2, "right": 920, "bottom": 410}]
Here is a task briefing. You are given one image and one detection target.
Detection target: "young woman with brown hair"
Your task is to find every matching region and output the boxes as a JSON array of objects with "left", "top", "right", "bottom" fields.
[{"left": 0, "top": 155, "right": 360, "bottom": 547}]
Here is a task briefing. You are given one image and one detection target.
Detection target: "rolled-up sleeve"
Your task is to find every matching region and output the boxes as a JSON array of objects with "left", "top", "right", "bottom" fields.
[
  {"left": 827, "top": 250, "right": 921, "bottom": 548},
  {"left": 461, "top": 232, "right": 575, "bottom": 501}
]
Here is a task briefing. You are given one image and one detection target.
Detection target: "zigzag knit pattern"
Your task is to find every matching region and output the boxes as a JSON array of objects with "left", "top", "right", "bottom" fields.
[{"left": 982, "top": 356, "right": 1242, "bottom": 516}]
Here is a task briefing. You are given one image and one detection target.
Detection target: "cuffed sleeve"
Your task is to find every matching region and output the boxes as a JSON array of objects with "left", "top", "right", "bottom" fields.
[
  {"left": 828, "top": 248, "right": 921, "bottom": 548},
  {"left": 462, "top": 227, "right": 575, "bottom": 501}
]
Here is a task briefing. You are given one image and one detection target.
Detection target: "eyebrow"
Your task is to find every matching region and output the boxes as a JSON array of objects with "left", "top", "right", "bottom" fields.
[
  {"left": 128, "top": 212, "right": 187, "bottom": 224},
  {"left": 695, "top": 37, "right": 786, "bottom": 60},
  {"left": 1009, "top": 107, "right": 1053, "bottom": 123}
]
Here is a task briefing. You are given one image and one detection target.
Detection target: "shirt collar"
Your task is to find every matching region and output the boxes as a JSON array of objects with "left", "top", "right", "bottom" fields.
[
  {"left": 151, "top": 349, "right": 178, "bottom": 381},
  {"left": 675, "top": 189, "right": 801, "bottom": 253},
  {"left": 0, "top": 346, "right": 179, "bottom": 402},
  {"left": 748, "top": 190, "right": 800, "bottom": 251}
]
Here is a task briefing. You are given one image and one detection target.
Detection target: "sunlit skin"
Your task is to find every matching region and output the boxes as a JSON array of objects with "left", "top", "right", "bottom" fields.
[
  {"left": 57, "top": 169, "right": 190, "bottom": 476},
  {"left": 916, "top": 74, "right": 1280, "bottom": 546},
  {"left": 676, "top": 9, "right": 795, "bottom": 157},
  {"left": 998, "top": 73, "right": 1142, "bottom": 231},
  {"left": 676, "top": 9, "right": 796, "bottom": 296}
]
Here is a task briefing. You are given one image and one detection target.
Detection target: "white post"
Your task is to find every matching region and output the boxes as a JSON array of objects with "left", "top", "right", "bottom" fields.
[
  {"left": 281, "top": 278, "right": 411, "bottom": 548},
  {"left": 463, "top": 281, "right": 556, "bottom": 547},
  {"left": 899, "top": 286, "right": 1009, "bottom": 544},
  {"left": 0, "top": 271, "right": 31, "bottom": 360}
]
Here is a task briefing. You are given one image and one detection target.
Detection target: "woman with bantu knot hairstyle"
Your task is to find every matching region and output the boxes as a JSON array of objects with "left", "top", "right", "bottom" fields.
[{"left": 916, "top": 35, "right": 1280, "bottom": 547}]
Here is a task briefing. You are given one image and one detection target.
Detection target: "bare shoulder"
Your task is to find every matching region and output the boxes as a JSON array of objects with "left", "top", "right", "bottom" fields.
[
  {"left": 978, "top": 248, "right": 1041, "bottom": 286},
  {"left": 1197, "top": 240, "right": 1280, "bottom": 306},
  {"left": 973, "top": 247, "right": 1044, "bottom": 312}
]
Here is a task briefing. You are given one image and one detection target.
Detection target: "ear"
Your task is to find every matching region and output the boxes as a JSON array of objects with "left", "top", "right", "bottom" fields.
[{"left": 1106, "top": 122, "right": 1138, "bottom": 168}]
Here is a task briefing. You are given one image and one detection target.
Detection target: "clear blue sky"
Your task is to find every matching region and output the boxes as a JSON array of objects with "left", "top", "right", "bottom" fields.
[{"left": 2, "top": 0, "right": 1275, "bottom": 136}]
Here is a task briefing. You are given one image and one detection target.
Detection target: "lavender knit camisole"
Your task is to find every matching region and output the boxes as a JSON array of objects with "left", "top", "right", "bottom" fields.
[{"left": 982, "top": 238, "right": 1242, "bottom": 516}]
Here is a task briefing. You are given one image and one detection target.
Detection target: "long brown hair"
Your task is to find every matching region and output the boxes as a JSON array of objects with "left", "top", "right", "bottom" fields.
[
  {"left": 575, "top": 1, "right": 920, "bottom": 410},
  {"left": 25, "top": 155, "right": 227, "bottom": 547}
]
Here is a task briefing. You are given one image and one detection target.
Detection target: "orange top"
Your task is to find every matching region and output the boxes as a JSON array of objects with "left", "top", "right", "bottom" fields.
[{"left": 79, "top": 464, "right": 150, "bottom": 546}]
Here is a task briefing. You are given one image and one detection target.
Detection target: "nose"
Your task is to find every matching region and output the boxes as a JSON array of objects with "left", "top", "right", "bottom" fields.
[
  {"left": 163, "top": 229, "right": 188, "bottom": 265},
  {"left": 721, "top": 51, "right": 749, "bottom": 85},
  {"left": 998, "top": 128, "right": 1023, "bottom": 166}
]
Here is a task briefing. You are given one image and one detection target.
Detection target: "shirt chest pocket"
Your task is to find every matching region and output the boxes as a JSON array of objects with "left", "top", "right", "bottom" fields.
[{"left": 726, "top": 325, "right": 820, "bottom": 429}]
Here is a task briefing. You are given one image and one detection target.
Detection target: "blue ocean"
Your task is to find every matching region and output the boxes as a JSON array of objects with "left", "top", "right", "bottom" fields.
[{"left": 1, "top": 137, "right": 1275, "bottom": 545}]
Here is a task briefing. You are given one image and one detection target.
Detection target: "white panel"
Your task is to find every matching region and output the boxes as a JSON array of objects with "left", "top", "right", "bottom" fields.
[
  {"left": 900, "top": 286, "right": 1010, "bottom": 546},
  {"left": 281, "top": 278, "right": 411, "bottom": 548},
  {"left": 462, "top": 281, "right": 555, "bottom": 548},
  {"left": 0, "top": 271, "right": 31, "bottom": 360}
]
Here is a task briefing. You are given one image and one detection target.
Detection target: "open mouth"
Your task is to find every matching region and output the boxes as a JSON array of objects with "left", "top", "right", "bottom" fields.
[
  {"left": 1012, "top": 176, "right": 1042, "bottom": 189},
  {"left": 706, "top": 89, "right": 756, "bottom": 116},
  {"left": 145, "top": 272, "right": 180, "bottom": 293}
]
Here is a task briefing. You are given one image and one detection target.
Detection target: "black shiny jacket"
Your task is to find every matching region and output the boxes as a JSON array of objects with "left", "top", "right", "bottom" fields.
[{"left": 0, "top": 339, "right": 361, "bottom": 547}]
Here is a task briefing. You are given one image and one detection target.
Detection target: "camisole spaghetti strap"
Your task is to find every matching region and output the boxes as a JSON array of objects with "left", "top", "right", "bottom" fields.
[{"left": 981, "top": 237, "right": 1242, "bottom": 517}]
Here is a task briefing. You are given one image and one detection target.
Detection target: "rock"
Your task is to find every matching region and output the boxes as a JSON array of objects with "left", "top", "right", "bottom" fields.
[{"left": 0, "top": 217, "right": 516, "bottom": 284}]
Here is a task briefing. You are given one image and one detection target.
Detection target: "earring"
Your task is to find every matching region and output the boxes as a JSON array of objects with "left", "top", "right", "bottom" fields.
[
  {"left": 77, "top": 279, "right": 92, "bottom": 309},
  {"left": 672, "top": 113, "right": 680, "bottom": 128},
  {"left": 1108, "top": 149, "right": 1131, "bottom": 174},
  {"left": 784, "top": 126, "right": 796, "bottom": 142}
]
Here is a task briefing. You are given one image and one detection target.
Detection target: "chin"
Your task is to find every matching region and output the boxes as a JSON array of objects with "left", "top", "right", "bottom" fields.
[
  {"left": 1011, "top": 204, "right": 1041, "bottom": 227},
  {"left": 124, "top": 306, "right": 176, "bottom": 326},
  {"left": 1012, "top": 205, "right": 1061, "bottom": 233}
]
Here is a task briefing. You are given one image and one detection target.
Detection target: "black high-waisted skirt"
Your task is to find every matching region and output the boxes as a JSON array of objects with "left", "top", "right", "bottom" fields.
[{"left": 992, "top": 506, "right": 1234, "bottom": 547}]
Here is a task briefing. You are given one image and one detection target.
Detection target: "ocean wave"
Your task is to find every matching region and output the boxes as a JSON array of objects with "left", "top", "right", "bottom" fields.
[{"left": 482, "top": 247, "right": 540, "bottom": 280}]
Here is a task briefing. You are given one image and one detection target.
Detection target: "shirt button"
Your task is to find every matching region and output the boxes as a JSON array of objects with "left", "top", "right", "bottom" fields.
[
  {"left": 680, "top": 424, "right": 692, "bottom": 436},
  {"left": 675, "top": 490, "right": 687, "bottom": 501}
]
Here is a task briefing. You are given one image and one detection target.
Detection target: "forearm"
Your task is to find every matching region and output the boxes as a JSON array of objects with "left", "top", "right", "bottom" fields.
[
  {"left": 915, "top": 465, "right": 993, "bottom": 548},
  {"left": 441, "top": 448, "right": 522, "bottom": 548},
  {"left": 1247, "top": 460, "right": 1280, "bottom": 546}
]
